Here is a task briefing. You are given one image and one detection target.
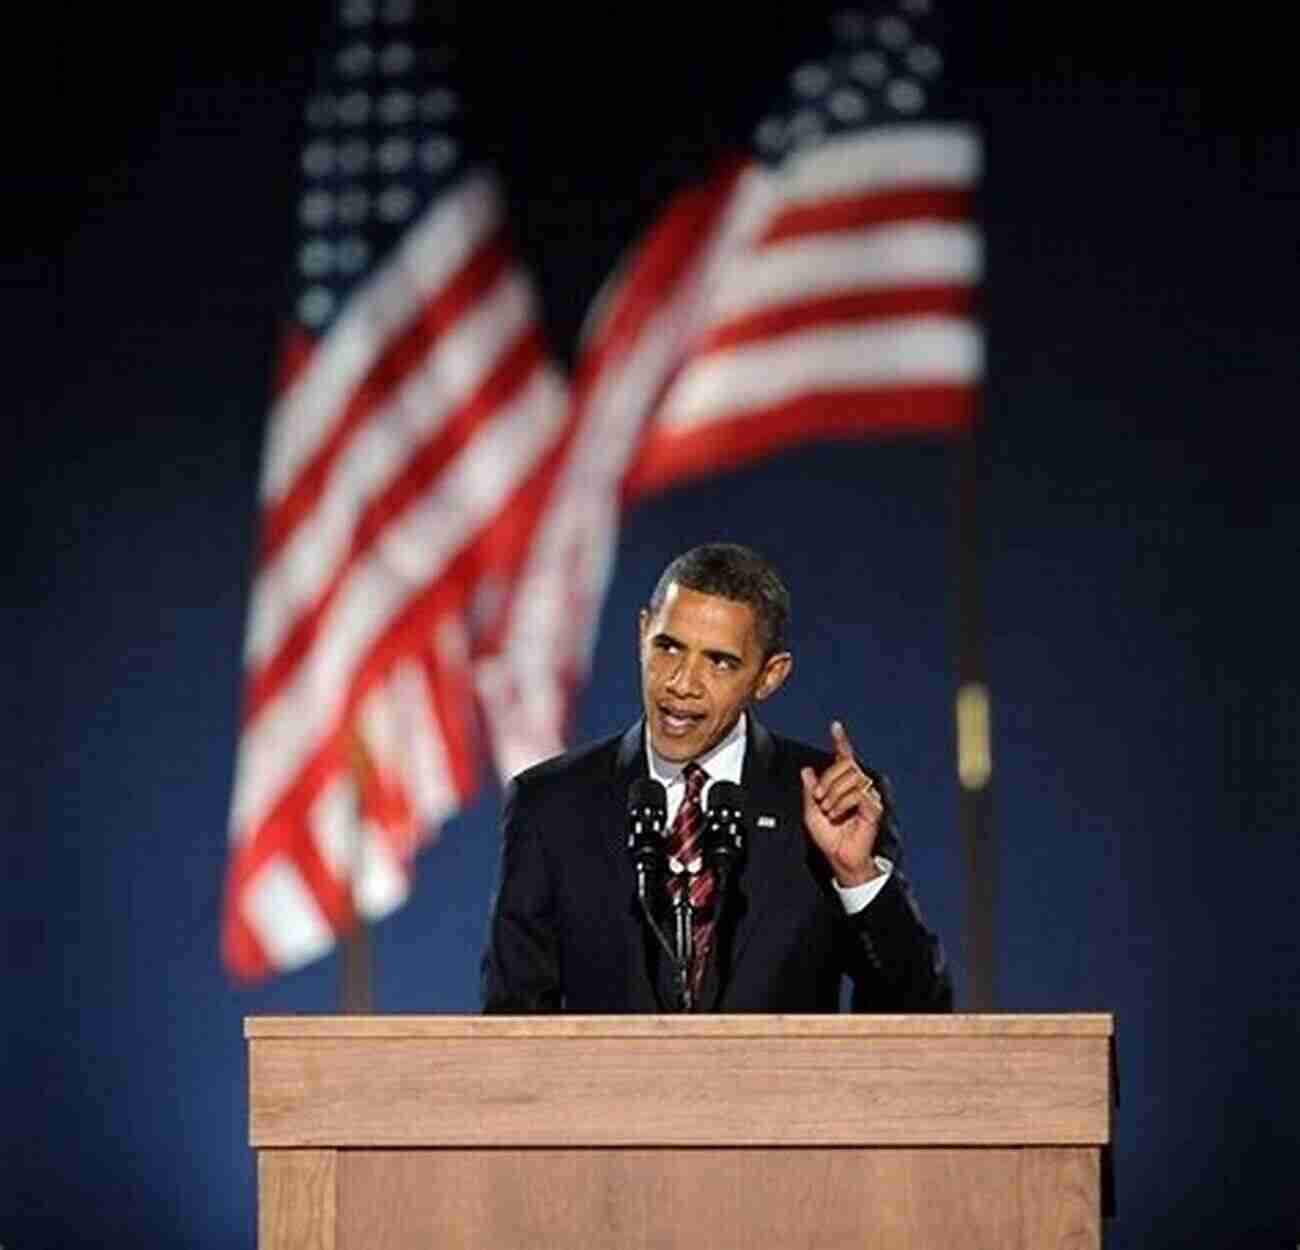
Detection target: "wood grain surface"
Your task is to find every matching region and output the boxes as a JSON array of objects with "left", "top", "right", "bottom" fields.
[
  {"left": 248, "top": 1016, "right": 1112, "bottom": 1149},
  {"left": 246, "top": 1012, "right": 1114, "bottom": 1039},
  {"left": 330, "top": 1146, "right": 1097, "bottom": 1250},
  {"left": 258, "top": 1149, "right": 335, "bottom": 1250},
  {"left": 1021, "top": 1147, "right": 1101, "bottom": 1248}
]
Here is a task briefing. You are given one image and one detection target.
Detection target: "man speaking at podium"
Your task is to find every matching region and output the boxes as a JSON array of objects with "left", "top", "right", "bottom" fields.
[{"left": 482, "top": 543, "right": 952, "bottom": 1013}]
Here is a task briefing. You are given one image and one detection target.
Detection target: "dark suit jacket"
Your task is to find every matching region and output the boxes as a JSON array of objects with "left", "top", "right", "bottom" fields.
[{"left": 481, "top": 716, "right": 952, "bottom": 1013}]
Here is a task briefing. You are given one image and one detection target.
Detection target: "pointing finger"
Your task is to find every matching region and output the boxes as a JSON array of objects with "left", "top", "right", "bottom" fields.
[{"left": 830, "top": 720, "right": 855, "bottom": 760}]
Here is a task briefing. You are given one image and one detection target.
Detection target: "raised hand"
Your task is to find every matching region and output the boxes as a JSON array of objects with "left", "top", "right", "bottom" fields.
[{"left": 799, "top": 721, "right": 884, "bottom": 887}]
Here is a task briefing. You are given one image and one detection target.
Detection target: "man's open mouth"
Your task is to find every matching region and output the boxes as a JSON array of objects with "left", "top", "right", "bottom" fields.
[{"left": 658, "top": 705, "right": 705, "bottom": 730}]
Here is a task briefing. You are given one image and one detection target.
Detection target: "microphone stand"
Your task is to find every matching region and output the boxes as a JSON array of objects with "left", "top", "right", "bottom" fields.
[
  {"left": 633, "top": 876, "right": 691, "bottom": 1011},
  {"left": 629, "top": 868, "right": 685, "bottom": 1003},
  {"left": 670, "top": 877, "right": 694, "bottom": 1012}
]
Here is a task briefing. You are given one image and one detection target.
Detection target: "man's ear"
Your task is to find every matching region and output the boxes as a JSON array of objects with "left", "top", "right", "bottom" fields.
[
  {"left": 753, "top": 652, "right": 792, "bottom": 702},
  {"left": 636, "top": 607, "right": 649, "bottom": 651}
]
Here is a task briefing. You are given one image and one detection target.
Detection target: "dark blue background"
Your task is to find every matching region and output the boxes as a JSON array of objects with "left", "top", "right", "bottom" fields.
[{"left": 9, "top": 6, "right": 1299, "bottom": 1248}]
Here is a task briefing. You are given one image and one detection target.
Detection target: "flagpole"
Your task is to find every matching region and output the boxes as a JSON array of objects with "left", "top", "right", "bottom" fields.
[
  {"left": 341, "top": 729, "right": 374, "bottom": 1013},
  {"left": 953, "top": 424, "right": 997, "bottom": 1011},
  {"left": 339, "top": 821, "right": 373, "bottom": 1009},
  {"left": 340, "top": 922, "right": 373, "bottom": 1012}
]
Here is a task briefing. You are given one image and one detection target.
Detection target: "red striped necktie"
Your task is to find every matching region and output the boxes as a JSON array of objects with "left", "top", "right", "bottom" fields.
[{"left": 665, "top": 762, "right": 716, "bottom": 1002}]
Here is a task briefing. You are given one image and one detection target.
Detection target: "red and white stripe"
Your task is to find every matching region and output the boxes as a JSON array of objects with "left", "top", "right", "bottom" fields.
[
  {"left": 223, "top": 173, "right": 572, "bottom": 979},
  {"left": 612, "top": 124, "right": 983, "bottom": 496}
]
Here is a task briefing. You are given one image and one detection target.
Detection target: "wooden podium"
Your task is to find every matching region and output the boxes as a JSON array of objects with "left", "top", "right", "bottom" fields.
[{"left": 246, "top": 1013, "right": 1113, "bottom": 1249}]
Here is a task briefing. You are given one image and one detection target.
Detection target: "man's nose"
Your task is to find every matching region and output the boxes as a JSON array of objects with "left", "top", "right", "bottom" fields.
[{"left": 665, "top": 655, "right": 701, "bottom": 696}]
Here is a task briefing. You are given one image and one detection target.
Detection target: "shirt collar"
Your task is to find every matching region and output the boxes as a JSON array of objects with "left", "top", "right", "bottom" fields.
[{"left": 646, "top": 711, "right": 747, "bottom": 795}]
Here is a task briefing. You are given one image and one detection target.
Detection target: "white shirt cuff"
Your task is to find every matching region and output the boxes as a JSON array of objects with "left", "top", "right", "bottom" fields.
[{"left": 831, "top": 857, "right": 894, "bottom": 914}]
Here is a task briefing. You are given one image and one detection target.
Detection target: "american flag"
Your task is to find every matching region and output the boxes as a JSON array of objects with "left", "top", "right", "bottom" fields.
[
  {"left": 221, "top": 0, "right": 573, "bottom": 979},
  {"left": 478, "top": 1, "right": 983, "bottom": 785},
  {"left": 588, "top": 0, "right": 982, "bottom": 499}
]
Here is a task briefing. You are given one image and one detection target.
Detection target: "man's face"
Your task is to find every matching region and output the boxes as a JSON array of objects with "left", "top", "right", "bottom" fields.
[{"left": 638, "top": 583, "right": 791, "bottom": 763}]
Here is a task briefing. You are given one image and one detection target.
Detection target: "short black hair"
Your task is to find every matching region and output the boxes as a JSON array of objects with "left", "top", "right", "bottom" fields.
[{"left": 648, "top": 543, "right": 791, "bottom": 657}]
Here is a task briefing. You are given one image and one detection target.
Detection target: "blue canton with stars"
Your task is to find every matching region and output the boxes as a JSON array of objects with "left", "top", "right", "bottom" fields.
[
  {"left": 292, "top": 0, "right": 474, "bottom": 334},
  {"left": 752, "top": 1, "right": 957, "bottom": 165}
]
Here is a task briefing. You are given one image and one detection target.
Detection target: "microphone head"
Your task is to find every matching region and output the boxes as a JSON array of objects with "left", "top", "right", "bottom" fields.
[
  {"left": 706, "top": 780, "right": 744, "bottom": 814},
  {"left": 704, "top": 781, "right": 746, "bottom": 870},
  {"left": 627, "top": 779, "right": 667, "bottom": 868},
  {"left": 628, "top": 777, "right": 667, "bottom": 816}
]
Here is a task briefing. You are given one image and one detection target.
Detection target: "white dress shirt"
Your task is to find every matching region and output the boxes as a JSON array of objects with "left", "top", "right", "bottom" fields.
[{"left": 645, "top": 713, "right": 893, "bottom": 914}]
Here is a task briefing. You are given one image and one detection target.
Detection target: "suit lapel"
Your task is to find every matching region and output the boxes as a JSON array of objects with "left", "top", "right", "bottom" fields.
[{"left": 702, "top": 715, "right": 793, "bottom": 1007}]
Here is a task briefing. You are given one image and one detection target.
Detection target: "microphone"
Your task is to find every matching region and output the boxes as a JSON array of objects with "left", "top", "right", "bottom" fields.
[
  {"left": 703, "top": 781, "right": 746, "bottom": 886},
  {"left": 626, "top": 778, "right": 684, "bottom": 1005},
  {"left": 626, "top": 778, "right": 667, "bottom": 904}
]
